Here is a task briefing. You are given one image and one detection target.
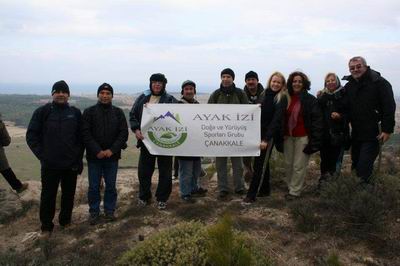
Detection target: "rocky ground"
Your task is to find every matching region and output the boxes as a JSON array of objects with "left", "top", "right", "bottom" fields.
[{"left": 1, "top": 154, "right": 398, "bottom": 266}]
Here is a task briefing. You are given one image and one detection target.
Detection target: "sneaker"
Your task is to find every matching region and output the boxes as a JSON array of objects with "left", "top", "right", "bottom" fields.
[
  {"left": 242, "top": 197, "right": 256, "bottom": 205},
  {"left": 89, "top": 213, "right": 100, "bottom": 225},
  {"left": 138, "top": 198, "right": 151, "bottom": 207},
  {"left": 104, "top": 213, "right": 116, "bottom": 222},
  {"left": 157, "top": 201, "right": 167, "bottom": 210},
  {"left": 182, "top": 195, "right": 196, "bottom": 203},
  {"left": 217, "top": 191, "right": 229, "bottom": 201},
  {"left": 16, "top": 183, "right": 29, "bottom": 194}
]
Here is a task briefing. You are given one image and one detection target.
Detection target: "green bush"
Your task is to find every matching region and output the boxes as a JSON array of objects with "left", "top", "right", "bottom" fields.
[
  {"left": 118, "top": 216, "right": 272, "bottom": 266},
  {"left": 207, "top": 214, "right": 272, "bottom": 266},
  {"left": 117, "top": 221, "right": 208, "bottom": 266},
  {"left": 319, "top": 174, "right": 400, "bottom": 231}
]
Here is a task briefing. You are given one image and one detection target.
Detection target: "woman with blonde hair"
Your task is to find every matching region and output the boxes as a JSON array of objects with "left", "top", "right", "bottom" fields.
[
  {"left": 317, "top": 73, "right": 349, "bottom": 183},
  {"left": 282, "top": 71, "right": 323, "bottom": 200},
  {"left": 243, "top": 72, "right": 287, "bottom": 204}
]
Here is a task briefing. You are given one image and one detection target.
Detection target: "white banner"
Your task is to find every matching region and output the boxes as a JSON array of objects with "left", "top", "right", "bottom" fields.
[{"left": 140, "top": 104, "right": 260, "bottom": 157}]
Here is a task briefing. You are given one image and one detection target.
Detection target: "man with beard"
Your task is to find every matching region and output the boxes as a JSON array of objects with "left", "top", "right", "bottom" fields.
[
  {"left": 208, "top": 68, "right": 248, "bottom": 200},
  {"left": 242, "top": 71, "right": 264, "bottom": 182}
]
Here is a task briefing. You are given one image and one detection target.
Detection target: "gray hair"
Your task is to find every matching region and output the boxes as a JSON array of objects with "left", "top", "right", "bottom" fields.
[{"left": 349, "top": 56, "right": 367, "bottom": 66}]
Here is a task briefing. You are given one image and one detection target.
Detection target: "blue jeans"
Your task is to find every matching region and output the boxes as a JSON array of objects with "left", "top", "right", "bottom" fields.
[
  {"left": 87, "top": 160, "right": 118, "bottom": 215},
  {"left": 178, "top": 159, "right": 201, "bottom": 197}
]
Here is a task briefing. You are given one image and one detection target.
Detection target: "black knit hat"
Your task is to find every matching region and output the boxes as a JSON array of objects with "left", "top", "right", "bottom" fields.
[
  {"left": 97, "top": 83, "right": 114, "bottom": 96},
  {"left": 51, "top": 80, "right": 70, "bottom": 96},
  {"left": 181, "top": 80, "right": 196, "bottom": 95},
  {"left": 220, "top": 68, "right": 235, "bottom": 80},
  {"left": 245, "top": 71, "right": 259, "bottom": 81}
]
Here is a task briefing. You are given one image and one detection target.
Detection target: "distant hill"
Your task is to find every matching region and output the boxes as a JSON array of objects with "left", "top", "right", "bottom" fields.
[
  {"left": 0, "top": 93, "right": 211, "bottom": 128},
  {"left": 0, "top": 94, "right": 130, "bottom": 128}
]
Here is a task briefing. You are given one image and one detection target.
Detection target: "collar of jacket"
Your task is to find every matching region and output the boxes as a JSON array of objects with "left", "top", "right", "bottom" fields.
[
  {"left": 180, "top": 96, "right": 198, "bottom": 104},
  {"left": 219, "top": 83, "right": 237, "bottom": 94},
  {"left": 244, "top": 83, "right": 264, "bottom": 97},
  {"left": 52, "top": 101, "right": 69, "bottom": 109},
  {"left": 321, "top": 86, "right": 344, "bottom": 95},
  {"left": 97, "top": 101, "right": 112, "bottom": 109},
  {"left": 144, "top": 89, "right": 167, "bottom": 97}
]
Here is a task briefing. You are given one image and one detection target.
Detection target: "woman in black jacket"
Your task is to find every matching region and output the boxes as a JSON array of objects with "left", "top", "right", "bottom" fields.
[
  {"left": 282, "top": 71, "right": 323, "bottom": 200},
  {"left": 243, "top": 72, "right": 287, "bottom": 204},
  {"left": 317, "top": 73, "right": 349, "bottom": 183}
]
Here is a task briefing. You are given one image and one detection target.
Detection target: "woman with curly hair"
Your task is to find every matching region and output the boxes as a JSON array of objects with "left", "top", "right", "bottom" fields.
[{"left": 282, "top": 71, "right": 323, "bottom": 200}]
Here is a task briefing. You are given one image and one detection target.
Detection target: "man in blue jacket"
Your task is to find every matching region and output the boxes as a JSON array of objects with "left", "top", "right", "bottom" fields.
[
  {"left": 343, "top": 56, "right": 396, "bottom": 182},
  {"left": 26, "top": 80, "right": 83, "bottom": 237},
  {"left": 81, "top": 83, "right": 128, "bottom": 225},
  {"left": 129, "top": 73, "right": 178, "bottom": 210}
]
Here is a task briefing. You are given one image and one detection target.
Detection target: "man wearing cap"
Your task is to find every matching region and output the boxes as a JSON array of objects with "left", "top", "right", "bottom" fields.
[
  {"left": 177, "top": 80, "right": 207, "bottom": 203},
  {"left": 343, "top": 56, "right": 396, "bottom": 183},
  {"left": 243, "top": 71, "right": 264, "bottom": 183},
  {"left": 208, "top": 68, "right": 249, "bottom": 200},
  {"left": 129, "top": 73, "right": 178, "bottom": 210},
  {"left": 81, "top": 83, "right": 128, "bottom": 224},
  {"left": 26, "top": 80, "right": 83, "bottom": 237}
]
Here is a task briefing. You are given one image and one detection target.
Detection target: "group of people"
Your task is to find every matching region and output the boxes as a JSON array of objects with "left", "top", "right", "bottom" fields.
[{"left": 1, "top": 56, "right": 395, "bottom": 238}]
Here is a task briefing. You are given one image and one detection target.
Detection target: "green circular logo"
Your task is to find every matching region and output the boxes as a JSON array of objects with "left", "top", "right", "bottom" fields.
[{"left": 147, "top": 111, "right": 188, "bottom": 149}]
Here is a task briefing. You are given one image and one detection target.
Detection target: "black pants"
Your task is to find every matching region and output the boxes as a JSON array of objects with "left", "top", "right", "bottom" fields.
[
  {"left": 138, "top": 146, "right": 172, "bottom": 202},
  {"left": 351, "top": 140, "right": 380, "bottom": 182},
  {"left": 1, "top": 168, "right": 23, "bottom": 190},
  {"left": 320, "top": 142, "right": 342, "bottom": 176},
  {"left": 246, "top": 140, "right": 274, "bottom": 199},
  {"left": 40, "top": 168, "right": 77, "bottom": 232}
]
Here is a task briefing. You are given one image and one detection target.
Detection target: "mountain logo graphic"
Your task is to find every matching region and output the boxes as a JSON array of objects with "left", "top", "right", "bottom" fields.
[
  {"left": 153, "top": 111, "right": 181, "bottom": 124},
  {"left": 147, "top": 112, "right": 187, "bottom": 148}
]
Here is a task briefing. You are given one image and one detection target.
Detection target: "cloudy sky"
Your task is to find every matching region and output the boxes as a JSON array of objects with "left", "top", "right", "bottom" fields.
[{"left": 0, "top": 0, "right": 399, "bottom": 95}]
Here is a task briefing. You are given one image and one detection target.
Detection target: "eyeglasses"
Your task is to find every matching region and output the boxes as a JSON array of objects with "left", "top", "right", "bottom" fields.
[{"left": 349, "top": 64, "right": 364, "bottom": 71}]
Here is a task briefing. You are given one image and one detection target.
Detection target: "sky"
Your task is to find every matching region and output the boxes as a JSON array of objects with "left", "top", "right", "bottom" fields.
[{"left": 0, "top": 0, "right": 399, "bottom": 95}]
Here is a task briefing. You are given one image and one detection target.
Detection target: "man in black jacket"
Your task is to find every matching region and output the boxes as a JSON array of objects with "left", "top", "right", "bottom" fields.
[
  {"left": 26, "top": 80, "right": 83, "bottom": 236},
  {"left": 81, "top": 83, "right": 128, "bottom": 224},
  {"left": 343, "top": 56, "right": 396, "bottom": 182},
  {"left": 129, "top": 73, "right": 178, "bottom": 210}
]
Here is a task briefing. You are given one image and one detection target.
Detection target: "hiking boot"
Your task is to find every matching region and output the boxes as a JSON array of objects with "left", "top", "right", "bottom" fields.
[
  {"left": 182, "top": 195, "right": 196, "bottom": 204},
  {"left": 89, "top": 213, "right": 100, "bottom": 225},
  {"left": 104, "top": 213, "right": 116, "bottom": 222},
  {"left": 257, "top": 190, "right": 271, "bottom": 197},
  {"left": 157, "top": 201, "right": 167, "bottom": 210},
  {"left": 39, "top": 231, "right": 52, "bottom": 240},
  {"left": 217, "top": 191, "right": 229, "bottom": 201},
  {"left": 284, "top": 193, "right": 300, "bottom": 201},
  {"left": 192, "top": 188, "right": 208, "bottom": 197},
  {"left": 234, "top": 189, "right": 246, "bottom": 196},
  {"left": 16, "top": 183, "right": 29, "bottom": 194},
  {"left": 242, "top": 197, "right": 256, "bottom": 205}
]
